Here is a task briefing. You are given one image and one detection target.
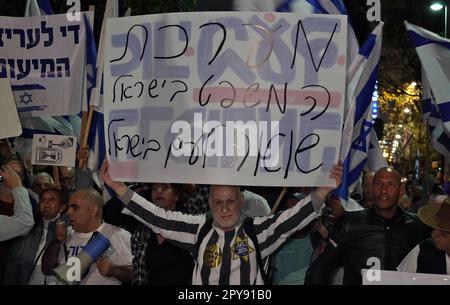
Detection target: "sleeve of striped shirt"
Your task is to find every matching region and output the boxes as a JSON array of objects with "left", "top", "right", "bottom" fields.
[
  {"left": 119, "top": 189, "right": 206, "bottom": 255},
  {"left": 251, "top": 194, "right": 318, "bottom": 258}
]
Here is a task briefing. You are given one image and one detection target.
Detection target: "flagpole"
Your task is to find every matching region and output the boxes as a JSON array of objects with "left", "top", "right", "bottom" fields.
[
  {"left": 52, "top": 166, "right": 60, "bottom": 189},
  {"left": 443, "top": 6, "right": 449, "bottom": 183},
  {"left": 424, "top": 124, "right": 432, "bottom": 197},
  {"left": 79, "top": 5, "right": 96, "bottom": 169},
  {"left": 270, "top": 187, "right": 288, "bottom": 214}
]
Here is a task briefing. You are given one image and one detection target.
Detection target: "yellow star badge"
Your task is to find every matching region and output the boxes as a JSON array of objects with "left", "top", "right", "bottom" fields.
[{"left": 232, "top": 235, "right": 254, "bottom": 262}]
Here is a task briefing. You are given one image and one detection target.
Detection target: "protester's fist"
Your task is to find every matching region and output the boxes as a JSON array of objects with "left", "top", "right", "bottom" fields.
[
  {"left": 315, "top": 161, "right": 343, "bottom": 201},
  {"left": 0, "top": 165, "right": 22, "bottom": 189},
  {"left": 77, "top": 146, "right": 89, "bottom": 163},
  {"left": 100, "top": 159, "right": 127, "bottom": 197},
  {"left": 325, "top": 194, "right": 345, "bottom": 219},
  {"left": 329, "top": 161, "right": 343, "bottom": 188},
  {"left": 96, "top": 257, "right": 115, "bottom": 277}
]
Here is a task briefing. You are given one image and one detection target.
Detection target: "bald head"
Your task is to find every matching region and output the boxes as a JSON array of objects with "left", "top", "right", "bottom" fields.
[
  {"left": 60, "top": 166, "right": 75, "bottom": 192},
  {"left": 68, "top": 189, "right": 104, "bottom": 232},
  {"left": 371, "top": 167, "right": 404, "bottom": 218},
  {"left": 74, "top": 188, "right": 104, "bottom": 210},
  {"left": 31, "top": 172, "right": 54, "bottom": 195},
  {"left": 210, "top": 185, "right": 241, "bottom": 197},
  {"left": 374, "top": 167, "right": 402, "bottom": 187}
]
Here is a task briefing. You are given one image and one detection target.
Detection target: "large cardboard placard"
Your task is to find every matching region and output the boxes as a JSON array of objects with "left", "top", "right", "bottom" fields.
[{"left": 104, "top": 12, "right": 347, "bottom": 186}]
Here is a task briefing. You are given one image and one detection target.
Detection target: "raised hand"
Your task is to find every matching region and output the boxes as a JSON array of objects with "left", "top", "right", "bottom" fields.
[
  {"left": 0, "top": 165, "right": 22, "bottom": 189},
  {"left": 315, "top": 161, "right": 343, "bottom": 200},
  {"left": 100, "top": 159, "right": 127, "bottom": 197}
]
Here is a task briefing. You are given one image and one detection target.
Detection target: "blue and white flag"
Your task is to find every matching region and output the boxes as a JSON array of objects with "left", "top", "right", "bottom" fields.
[
  {"left": 0, "top": 13, "right": 88, "bottom": 117},
  {"left": 85, "top": 0, "right": 119, "bottom": 172},
  {"left": 10, "top": 1, "right": 81, "bottom": 166},
  {"left": 366, "top": 128, "right": 387, "bottom": 171},
  {"left": 24, "top": 0, "right": 41, "bottom": 17},
  {"left": 422, "top": 71, "right": 450, "bottom": 160},
  {"left": 405, "top": 21, "right": 450, "bottom": 137},
  {"left": 25, "top": 0, "right": 54, "bottom": 17},
  {"left": 337, "top": 22, "right": 383, "bottom": 205}
]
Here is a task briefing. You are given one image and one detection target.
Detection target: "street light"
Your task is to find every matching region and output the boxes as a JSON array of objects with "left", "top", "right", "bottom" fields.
[
  {"left": 430, "top": 1, "right": 449, "bottom": 38},
  {"left": 431, "top": 2, "right": 444, "bottom": 10}
]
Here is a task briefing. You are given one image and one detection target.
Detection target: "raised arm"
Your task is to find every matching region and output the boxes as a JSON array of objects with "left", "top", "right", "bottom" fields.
[
  {"left": 100, "top": 160, "right": 205, "bottom": 254},
  {"left": 0, "top": 165, "right": 34, "bottom": 241}
]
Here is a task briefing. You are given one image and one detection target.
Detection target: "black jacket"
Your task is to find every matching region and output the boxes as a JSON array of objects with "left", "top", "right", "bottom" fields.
[
  {"left": 417, "top": 238, "right": 447, "bottom": 275},
  {"left": 305, "top": 207, "right": 429, "bottom": 285}
]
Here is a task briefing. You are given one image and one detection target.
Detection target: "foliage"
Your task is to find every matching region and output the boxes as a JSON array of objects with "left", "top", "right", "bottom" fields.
[{"left": 378, "top": 83, "right": 439, "bottom": 174}]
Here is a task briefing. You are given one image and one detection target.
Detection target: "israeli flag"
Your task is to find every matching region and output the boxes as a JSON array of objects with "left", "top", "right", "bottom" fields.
[
  {"left": 12, "top": 1, "right": 79, "bottom": 165},
  {"left": 85, "top": 0, "right": 119, "bottom": 172},
  {"left": 422, "top": 71, "right": 450, "bottom": 160},
  {"left": 336, "top": 22, "right": 384, "bottom": 205},
  {"left": 405, "top": 21, "right": 450, "bottom": 137}
]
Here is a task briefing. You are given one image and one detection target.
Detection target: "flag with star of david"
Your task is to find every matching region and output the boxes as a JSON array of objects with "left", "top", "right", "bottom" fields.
[
  {"left": 9, "top": 1, "right": 89, "bottom": 167},
  {"left": 336, "top": 22, "right": 384, "bottom": 205},
  {"left": 405, "top": 22, "right": 450, "bottom": 161}
]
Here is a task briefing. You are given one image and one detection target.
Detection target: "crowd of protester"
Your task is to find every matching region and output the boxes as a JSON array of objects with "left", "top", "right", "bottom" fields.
[{"left": 0, "top": 139, "right": 449, "bottom": 285}]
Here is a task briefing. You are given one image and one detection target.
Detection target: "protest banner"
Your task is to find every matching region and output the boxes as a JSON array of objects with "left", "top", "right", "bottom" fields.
[
  {"left": 31, "top": 134, "right": 77, "bottom": 167},
  {"left": 0, "top": 78, "right": 22, "bottom": 139},
  {"left": 103, "top": 12, "right": 347, "bottom": 186},
  {"left": 0, "top": 12, "right": 92, "bottom": 117}
]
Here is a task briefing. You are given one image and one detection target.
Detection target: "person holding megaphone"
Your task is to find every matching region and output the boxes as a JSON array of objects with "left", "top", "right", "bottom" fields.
[{"left": 41, "top": 189, "right": 133, "bottom": 285}]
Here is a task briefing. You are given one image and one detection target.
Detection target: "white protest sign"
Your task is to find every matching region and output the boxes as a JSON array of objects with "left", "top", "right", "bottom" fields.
[
  {"left": 362, "top": 269, "right": 450, "bottom": 285},
  {"left": 32, "top": 134, "right": 77, "bottom": 167},
  {"left": 0, "top": 12, "right": 91, "bottom": 117},
  {"left": 104, "top": 12, "right": 347, "bottom": 186},
  {"left": 0, "top": 78, "right": 22, "bottom": 139}
]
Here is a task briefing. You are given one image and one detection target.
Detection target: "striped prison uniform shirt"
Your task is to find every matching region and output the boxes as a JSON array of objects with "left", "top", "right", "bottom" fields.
[{"left": 120, "top": 189, "right": 318, "bottom": 285}]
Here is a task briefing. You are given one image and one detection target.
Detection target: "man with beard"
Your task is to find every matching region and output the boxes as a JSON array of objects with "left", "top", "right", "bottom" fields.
[{"left": 305, "top": 167, "right": 429, "bottom": 285}]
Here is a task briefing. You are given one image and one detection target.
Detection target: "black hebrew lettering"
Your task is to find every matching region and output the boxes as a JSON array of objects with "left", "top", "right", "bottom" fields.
[
  {"left": 0, "top": 57, "right": 71, "bottom": 80},
  {"left": 291, "top": 20, "right": 338, "bottom": 71},
  {"left": 60, "top": 24, "right": 80, "bottom": 44},
  {"left": 198, "top": 23, "right": 226, "bottom": 65},
  {"left": 110, "top": 24, "right": 148, "bottom": 63},
  {"left": 300, "top": 84, "right": 331, "bottom": 120},
  {"left": 26, "top": 28, "right": 40, "bottom": 49},
  {"left": 154, "top": 24, "right": 188, "bottom": 59},
  {"left": 294, "top": 133, "right": 322, "bottom": 173}
]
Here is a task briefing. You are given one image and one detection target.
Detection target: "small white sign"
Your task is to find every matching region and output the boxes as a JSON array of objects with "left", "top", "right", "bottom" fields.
[
  {"left": 0, "top": 79, "right": 22, "bottom": 140},
  {"left": 362, "top": 269, "right": 450, "bottom": 285},
  {"left": 32, "top": 134, "right": 77, "bottom": 167}
]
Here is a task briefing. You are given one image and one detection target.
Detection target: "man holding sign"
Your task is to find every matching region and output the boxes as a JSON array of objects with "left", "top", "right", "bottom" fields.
[{"left": 100, "top": 159, "right": 342, "bottom": 285}]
